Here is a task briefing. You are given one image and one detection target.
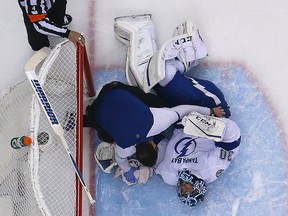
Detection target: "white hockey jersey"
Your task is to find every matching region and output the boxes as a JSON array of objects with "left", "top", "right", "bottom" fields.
[
  {"left": 155, "top": 118, "right": 241, "bottom": 185},
  {"left": 113, "top": 104, "right": 211, "bottom": 173}
]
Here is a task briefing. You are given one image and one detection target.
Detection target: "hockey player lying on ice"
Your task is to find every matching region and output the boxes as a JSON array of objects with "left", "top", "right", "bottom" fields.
[
  {"left": 84, "top": 81, "right": 225, "bottom": 184},
  {"left": 154, "top": 113, "right": 241, "bottom": 207},
  {"left": 112, "top": 14, "right": 240, "bottom": 206}
]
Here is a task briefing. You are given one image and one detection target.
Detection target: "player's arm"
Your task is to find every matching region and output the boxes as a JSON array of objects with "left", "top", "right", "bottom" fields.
[
  {"left": 32, "top": 19, "right": 70, "bottom": 38},
  {"left": 114, "top": 145, "right": 135, "bottom": 172},
  {"left": 147, "top": 105, "right": 215, "bottom": 137},
  {"left": 154, "top": 138, "right": 168, "bottom": 167},
  {"left": 115, "top": 152, "right": 130, "bottom": 173},
  {"left": 115, "top": 146, "right": 139, "bottom": 183},
  {"left": 171, "top": 104, "right": 211, "bottom": 118}
]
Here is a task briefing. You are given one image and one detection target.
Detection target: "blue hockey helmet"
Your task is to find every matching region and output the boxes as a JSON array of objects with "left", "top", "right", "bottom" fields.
[{"left": 176, "top": 170, "right": 206, "bottom": 207}]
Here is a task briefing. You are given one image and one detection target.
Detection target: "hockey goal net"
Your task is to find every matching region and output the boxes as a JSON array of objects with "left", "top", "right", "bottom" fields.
[{"left": 0, "top": 41, "right": 96, "bottom": 216}]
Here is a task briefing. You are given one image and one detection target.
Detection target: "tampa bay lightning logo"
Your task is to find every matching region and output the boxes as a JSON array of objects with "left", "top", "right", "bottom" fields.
[{"left": 175, "top": 137, "right": 197, "bottom": 158}]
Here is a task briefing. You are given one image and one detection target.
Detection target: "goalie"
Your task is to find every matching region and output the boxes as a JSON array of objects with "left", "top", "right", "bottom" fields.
[
  {"left": 154, "top": 114, "right": 241, "bottom": 207},
  {"left": 84, "top": 81, "right": 225, "bottom": 184},
  {"left": 114, "top": 14, "right": 231, "bottom": 117}
]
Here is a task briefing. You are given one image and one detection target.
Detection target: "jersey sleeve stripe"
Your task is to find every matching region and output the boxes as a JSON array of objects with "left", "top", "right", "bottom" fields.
[{"left": 28, "top": 14, "right": 47, "bottom": 23}]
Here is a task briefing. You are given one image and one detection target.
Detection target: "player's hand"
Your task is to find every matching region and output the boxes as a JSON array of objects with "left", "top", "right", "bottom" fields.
[
  {"left": 124, "top": 167, "right": 138, "bottom": 183},
  {"left": 211, "top": 106, "right": 225, "bottom": 117},
  {"left": 68, "top": 31, "right": 85, "bottom": 46}
]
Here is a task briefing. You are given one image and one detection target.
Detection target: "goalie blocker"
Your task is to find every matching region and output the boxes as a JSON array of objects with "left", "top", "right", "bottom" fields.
[
  {"left": 114, "top": 15, "right": 208, "bottom": 93},
  {"left": 181, "top": 112, "right": 241, "bottom": 151}
]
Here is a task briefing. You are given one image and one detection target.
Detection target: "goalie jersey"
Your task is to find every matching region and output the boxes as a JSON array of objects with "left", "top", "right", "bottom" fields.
[{"left": 155, "top": 118, "right": 241, "bottom": 185}]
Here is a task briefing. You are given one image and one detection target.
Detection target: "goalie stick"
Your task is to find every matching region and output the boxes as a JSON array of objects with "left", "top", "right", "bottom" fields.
[{"left": 24, "top": 46, "right": 96, "bottom": 205}]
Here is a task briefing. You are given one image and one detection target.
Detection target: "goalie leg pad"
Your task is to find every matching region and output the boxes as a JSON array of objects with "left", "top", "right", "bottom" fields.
[
  {"left": 114, "top": 14, "right": 158, "bottom": 90},
  {"left": 172, "top": 20, "right": 208, "bottom": 72},
  {"left": 143, "top": 34, "right": 193, "bottom": 92},
  {"left": 114, "top": 14, "right": 157, "bottom": 48},
  {"left": 143, "top": 22, "right": 208, "bottom": 91}
]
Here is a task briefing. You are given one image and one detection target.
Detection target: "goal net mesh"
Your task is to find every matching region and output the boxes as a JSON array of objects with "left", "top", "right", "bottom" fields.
[{"left": 0, "top": 41, "right": 92, "bottom": 216}]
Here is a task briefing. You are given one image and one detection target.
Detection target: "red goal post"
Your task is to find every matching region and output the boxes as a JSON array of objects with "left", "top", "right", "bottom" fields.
[
  {"left": 76, "top": 43, "right": 96, "bottom": 215},
  {"left": 0, "top": 40, "right": 96, "bottom": 216}
]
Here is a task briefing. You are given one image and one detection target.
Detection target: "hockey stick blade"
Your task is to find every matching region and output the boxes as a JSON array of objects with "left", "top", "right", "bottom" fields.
[{"left": 25, "top": 47, "right": 96, "bottom": 205}]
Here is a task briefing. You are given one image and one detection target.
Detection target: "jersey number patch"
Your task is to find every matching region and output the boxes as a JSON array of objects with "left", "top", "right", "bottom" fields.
[{"left": 219, "top": 149, "right": 234, "bottom": 161}]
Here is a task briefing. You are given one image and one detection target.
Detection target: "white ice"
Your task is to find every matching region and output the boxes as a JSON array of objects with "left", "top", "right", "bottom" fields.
[{"left": 1, "top": 0, "right": 288, "bottom": 215}]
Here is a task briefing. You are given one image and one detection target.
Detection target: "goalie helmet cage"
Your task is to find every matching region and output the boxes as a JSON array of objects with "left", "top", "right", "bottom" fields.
[{"left": 0, "top": 41, "right": 96, "bottom": 216}]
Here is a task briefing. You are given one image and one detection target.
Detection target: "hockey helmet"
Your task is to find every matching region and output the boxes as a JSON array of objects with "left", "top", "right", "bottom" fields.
[{"left": 176, "top": 170, "right": 206, "bottom": 207}]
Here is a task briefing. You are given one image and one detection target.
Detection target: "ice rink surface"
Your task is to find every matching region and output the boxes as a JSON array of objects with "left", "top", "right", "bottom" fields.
[{"left": 1, "top": 0, "right": 288, "bottom": 215}]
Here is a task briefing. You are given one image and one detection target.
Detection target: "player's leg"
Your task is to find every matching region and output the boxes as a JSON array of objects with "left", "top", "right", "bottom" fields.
[
  {"left": 114, "top": 16, "right": 208, "bottom": 93},
  {"left": 150, "top": 20, "right": 208, "bottom": 76},
  {"left": 192, "top": 77, "right": 231, "bottom": 117},
  {"left": 153, "top": 72, "right": 231, "bottom": 117}
]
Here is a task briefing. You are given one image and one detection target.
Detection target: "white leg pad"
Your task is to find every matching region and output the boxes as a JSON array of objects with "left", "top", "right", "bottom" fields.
[{"left": 114, "top": 14, "right": 158, "bottom": 89}]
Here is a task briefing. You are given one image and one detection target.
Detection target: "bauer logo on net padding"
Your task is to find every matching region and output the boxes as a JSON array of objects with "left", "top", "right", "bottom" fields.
[{"left": 31, "top": 79, "right": 59, "bottom": 125}]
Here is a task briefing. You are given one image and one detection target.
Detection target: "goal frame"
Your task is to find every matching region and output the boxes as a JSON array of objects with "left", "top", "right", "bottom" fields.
[
  {"left": 76, "top": 43, "right": 96, "bottom": 215},
  {"left": 0, "top": 40, "right": 96, "bottom": 216}
]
